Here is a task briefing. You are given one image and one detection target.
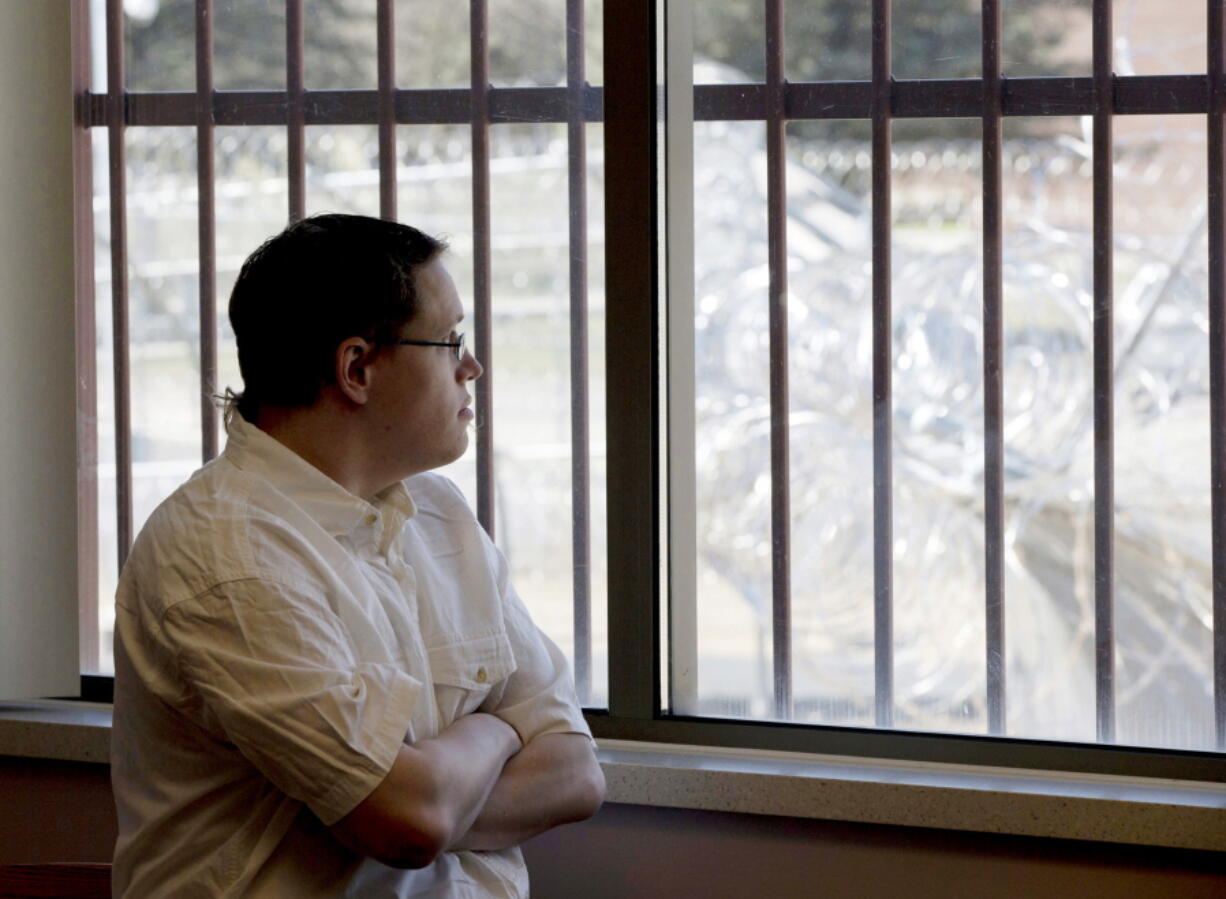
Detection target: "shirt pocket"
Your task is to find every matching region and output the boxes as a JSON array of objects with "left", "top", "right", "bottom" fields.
[{"left": 428, "top": 631, "right": 517, "bottom": 722}]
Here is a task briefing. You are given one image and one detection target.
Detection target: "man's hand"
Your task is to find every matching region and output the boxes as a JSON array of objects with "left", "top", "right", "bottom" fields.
[
  {"left": 329, "top": 712, "right": 522, "bottom": 869},
  {"left": 451, "top": 731, "right": 605, "bottom": 852}
]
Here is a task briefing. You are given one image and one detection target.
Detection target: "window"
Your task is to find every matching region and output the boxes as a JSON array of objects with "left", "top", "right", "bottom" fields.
[
  {"left": 78, "top": 0, "right": 607, "bottom": 706},
  {"left": 665, "top": 1, "right": 1220, "bottom": 752},
  {"left": 77, "top": 0, "right": 1226, "bottom": 781}
]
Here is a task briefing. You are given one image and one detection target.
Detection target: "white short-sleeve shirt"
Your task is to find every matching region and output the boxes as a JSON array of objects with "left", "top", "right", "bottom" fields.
[{"left": 111, "top": 415, "right": 591, "bottom": 898}]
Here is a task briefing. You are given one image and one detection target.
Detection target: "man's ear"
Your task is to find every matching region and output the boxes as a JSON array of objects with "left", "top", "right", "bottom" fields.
[{"left": 335, "top": 337, "right": 376, "bottom": 405}]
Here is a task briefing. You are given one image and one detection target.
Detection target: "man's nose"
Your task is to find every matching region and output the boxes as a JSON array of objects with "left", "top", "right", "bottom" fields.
[{"left": 460, "top": 350, "right": 483, "bottom": 380}]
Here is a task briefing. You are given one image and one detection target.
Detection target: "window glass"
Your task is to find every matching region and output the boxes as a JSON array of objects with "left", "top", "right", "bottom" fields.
[
  {"left": 87, "top": 5, "right": 607, "bottom": 701},
  {"left": 889, "top": 118, "right": 987, "bottom": 734},
  {"left": 1000, "top": 116, "right": 1096, "bottom": 744},
  {"left": 693, "top": 1, "right": 765, "bottom": 84},
  {"left": 214, "top": 0, "right": 288, "bottom": 90},
  {"left": 1003, "top": 0, "right": 1090, "bottom": 77},
  {"left": 303, "top": 126, "right": 381, "bottom": 218},
  {"left": 783, "top": 120, "right": 874, "bottom": 727},
  {"left": 783, "top": 0, "right": 868, "bottom": 82},
  {"left": 490, "top": 0, "right": 566, "bottom": 87},
  {"left": 304, "top": 0, "right": 377, "bottom": 90},
  {"left": 677, "top": 60, "right": 1219, "bottom": 749},
  {"left": 124, "top": 0, "right": 194, "bottom": 92},
  {"left": 891, "top": 0, "right": 981, "bottom": 80},
  {"left": 488, "top": 121, "right": 607, "bottom": 705},
  {"left": 91, "top": 127, "right": 118, "bottom": 674},
  {"left": 92, "top": 126, "right": 204, "bottom": 673},
  {"left": 213, "top": 125, "right": 291, "bottom": 423},
  {"left": 1112, "top": 114, "right": 1213, "bottom": 750},
  {"left": 690, "top": 119, "right": 771, "bottom": 718},
  {"left": 395, "top": 0, "right": 470, "bottom": 89},
  {"left": 1115, "top": 0, "right": 1205, "bottom": 75}
]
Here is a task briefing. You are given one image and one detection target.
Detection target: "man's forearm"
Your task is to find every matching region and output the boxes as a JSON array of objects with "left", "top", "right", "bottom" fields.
[
  {"left": 451, "top": 731, "right": 605, "bottom": 851},
  {"left": 331, "top": 712, "right": 522, "bottom": 867}
]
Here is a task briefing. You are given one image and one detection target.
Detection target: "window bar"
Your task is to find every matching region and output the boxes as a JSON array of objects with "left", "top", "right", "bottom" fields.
[
  {"left": 376, "top": 0, "right": 397, "bottom": 222},
  {"left": 106, "top": 0, "right": 133, "bottom": 568},
  {"left": 765, "top": 0, "right": 792, "bottom": 720},
  {"left": 871, "top": 0, "right": 894, "bottom": 728},
  {"left": 981, "top": 0, "right": 1006, "bottom": 735},
  {"left": 1209, "top": 0, "right": 1226, "bottom": 751},
  {"left": 287, "top": 0, "right": 305, "bottom": 223},
  {"left": 73, "top": 0, "right": 100, "bottom": 671},
  {"left": 566, "top": 0, "right": 592, "bottom": 702},
  {"left": 195, "top": 0, "right": 218, "bottom": 462},
  {"left": 471, "top": 0, "right": 495, "bottom": 536},
  {"left": 1091, "top": 0, "right": 1116, "bottom": 743}
]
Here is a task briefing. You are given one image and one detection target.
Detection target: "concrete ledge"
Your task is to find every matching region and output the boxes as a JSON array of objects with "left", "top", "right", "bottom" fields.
[
  {"left": 0, "top": 702, "right": 111, "bottom": 765},
  {"left": 598, "top": 739, "right": 1226, "bottom": 853},
  {"left": 3, "top": 703, "right": 1224, "bottom": 852}
]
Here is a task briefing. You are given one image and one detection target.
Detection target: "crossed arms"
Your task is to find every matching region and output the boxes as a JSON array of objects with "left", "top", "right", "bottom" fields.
[{"left": 331, "top": 714, "right": 605, "bottom": 869}]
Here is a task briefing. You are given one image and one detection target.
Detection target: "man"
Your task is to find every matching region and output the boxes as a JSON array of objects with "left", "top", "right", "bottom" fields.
[{"left": 111, "top": 213, "right": 604, "bottom": 897}]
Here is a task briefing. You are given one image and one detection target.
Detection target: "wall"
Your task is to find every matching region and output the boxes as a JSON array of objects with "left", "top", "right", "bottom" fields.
[
  {"left": 0, "top": 0, "right": 79, "bottom": 700},
  {"left": 3, "top": 757, "right": 1224, "bottom": 898}
]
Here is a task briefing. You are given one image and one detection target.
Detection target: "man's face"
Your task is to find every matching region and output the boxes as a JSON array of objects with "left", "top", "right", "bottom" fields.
[{"left": 367, "top": 257, "right": 482, "bottom": 481}]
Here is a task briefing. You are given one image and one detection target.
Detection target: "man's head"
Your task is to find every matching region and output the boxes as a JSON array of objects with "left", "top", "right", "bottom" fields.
[
  {"left": 228, "top": 213, "right": 482, "bottom": 488},
  {"left": 228, "top": 213, "right": 448, "bottom": 422}
]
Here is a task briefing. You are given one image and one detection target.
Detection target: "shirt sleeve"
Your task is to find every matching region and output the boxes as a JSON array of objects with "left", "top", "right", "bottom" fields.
[
  {"left": 476, "top": 534, "right": 593, "bottom": 745},
  {"left": 159, "top": 578, "right": 423, "bottom": 826}
]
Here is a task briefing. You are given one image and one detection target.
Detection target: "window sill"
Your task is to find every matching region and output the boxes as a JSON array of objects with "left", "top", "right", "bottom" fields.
[{"left": 3, "top": 702, "right": 1224, "bottom": 853}]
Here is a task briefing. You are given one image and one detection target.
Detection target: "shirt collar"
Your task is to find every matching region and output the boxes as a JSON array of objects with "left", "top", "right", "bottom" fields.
[{"left": 223, "top": 413, "right": 416, "bottom": 544}]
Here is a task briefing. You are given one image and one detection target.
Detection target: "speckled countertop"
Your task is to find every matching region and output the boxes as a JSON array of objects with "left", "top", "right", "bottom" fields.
[{"left": 3, "top": 703, "right": 1224, "bottom": 853}]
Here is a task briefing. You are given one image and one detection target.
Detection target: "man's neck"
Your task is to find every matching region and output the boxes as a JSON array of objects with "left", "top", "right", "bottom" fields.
[{"left": 253, "top": 403, "right": 385, "bottom": 500}]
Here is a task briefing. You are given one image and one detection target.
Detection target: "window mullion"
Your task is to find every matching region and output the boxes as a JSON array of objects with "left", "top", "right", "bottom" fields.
[
  {"left": 664, "top": 0, "right": 697, "bottom": 716},
  {"left": 1208, "top": 0, "right": 1226, "bottom": 751},
  {"left": 604, "top": 0, "right": 661, "bottom": 721}
]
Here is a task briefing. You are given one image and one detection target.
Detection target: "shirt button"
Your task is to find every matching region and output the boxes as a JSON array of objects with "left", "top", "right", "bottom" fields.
[
  {"left": 365, "top": 514, "right": 377, "bottom": 526},
  {"left": 475, "top": 667, "right": 488, "bottom": 684}
]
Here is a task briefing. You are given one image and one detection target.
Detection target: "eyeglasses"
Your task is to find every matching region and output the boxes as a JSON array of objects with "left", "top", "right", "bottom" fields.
[{"left": 393, "top": 332, "right": 466, "bottom": 361}]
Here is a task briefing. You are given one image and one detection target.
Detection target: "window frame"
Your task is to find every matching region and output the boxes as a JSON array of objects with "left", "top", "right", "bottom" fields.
[
  {"left": 74, "top": 0, "right": 1226, "bottom": 785},
  {"left": 590, "top": 0, "right": 1226, "bottom": 784}
]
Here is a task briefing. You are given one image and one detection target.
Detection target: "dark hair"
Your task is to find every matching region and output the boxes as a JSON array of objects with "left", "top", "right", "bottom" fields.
[{"left": 226, "top": 213, "right": 447, "bottom": 422}]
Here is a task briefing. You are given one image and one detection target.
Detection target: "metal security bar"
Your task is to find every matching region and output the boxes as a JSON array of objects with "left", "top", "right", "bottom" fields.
[
  {"left": 470, "top": 0, "right": 495, "bottom": 537},
  {"left": 195, "top": 0, "right": 218, "bottom": 463},
  {"left": 89, "top": 76, "right": 1226, "bottom": 129},
  {"left": 981, "top": 0, "right": 1006, "bottom": 737},
  {"left": 377, "top": 0, "right": 397, "bottom": 222},
  {"left": 871, "top": 0, "right": 894, "bottom": 730},
  {"left": 764, "top": 0, "right": 792, "bottom": 721},
  {"left": 1091, "top": 0, "right": 1116, "bottom": 744},
  {"left": 567, "top": 0, "right": 593, "bottom": 702},
  {"left": 286, "top": 0, "right": 305, "bottom": 222},
  {"left": 105, "top": 0, "right": 132, "bottom": 571}
]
